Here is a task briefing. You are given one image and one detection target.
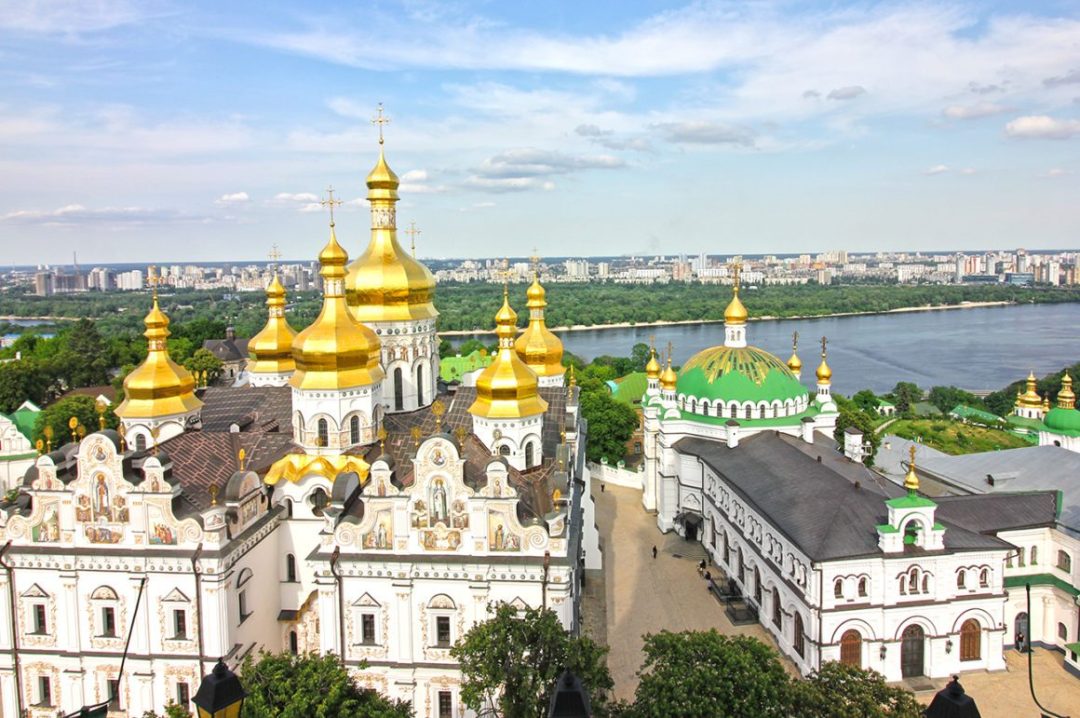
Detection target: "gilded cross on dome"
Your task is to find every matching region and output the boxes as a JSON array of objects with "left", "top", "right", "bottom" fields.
[
  {"left": 147, "top": 264, "right": 160, "bottom": 300},
  {"left": 268, "top": 244, "right": 282, "bottom": 266},
  {"left": 372, "top": 102, "right": 390, "bottom": 145},
  {"left": 820, "top": 335, "right": 828, "bottom": 357},
  {"left": 406, "top": 222, "right": 421, "bottom": 257},
  {"left": 530, "top": 247, "right": 541, "bottom": 276},
  {"left": 731, "top": 261, "right": 742, "bottom": 289},
  {"left": 792, "top": 331, "right": 799, "bottom": 351},
  {"left": 321, "top": 186, "right": 342, "bottom": 225}
]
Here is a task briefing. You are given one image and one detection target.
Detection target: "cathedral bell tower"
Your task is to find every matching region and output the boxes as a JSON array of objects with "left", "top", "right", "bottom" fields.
[{"left": 247, "top": 256, "right": 297, "bottom": 387}]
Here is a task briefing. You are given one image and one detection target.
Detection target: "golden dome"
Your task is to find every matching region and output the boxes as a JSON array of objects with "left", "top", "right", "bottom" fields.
[
  {"left": 346, "top": 144, "right": 438, "bottom": 323},
  {"left": 469, "top": 288, "right": 548, "bottom": 419},
  {"left": 291, "top": 225, "right": 384, "bottom": 391},
  {"left": 115, "top": 296, "right": 202, "bottom": 419},
  {"left": 787, "top": 352, "right": 802, "bottom": 373},
  {"left": 645, "top": 346, "right": 661, "bottom": 381},
  {"left": 247, "top": 273, "right": 297, "bottom": 375},
  {"left": 1016, "top": 371, "right": 1043, "bottom": 409},
  {"left": 660, "top": 355, "right": 678, "bottom": 391},
  {"left": 514, "top": 275, "right": 565, "bottom": 378},
  {"left": 815, "top": 351, "right": 832, "bottom": 384},
  {"left": 903, "top": 445, "right": 920, "bottom": 493},
  {"left": 1058, "top": 372, "right": 1075, "bottom": 410},
  {"left": 724, "top": 289, "right": 748, "bottom": 326}
]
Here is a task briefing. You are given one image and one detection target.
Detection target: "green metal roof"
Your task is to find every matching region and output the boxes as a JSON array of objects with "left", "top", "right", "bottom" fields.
[
  {"left": 886, "top": 494, "right": 938, "bottom": 509},
  {"left": 8, "top": 407, "right": 38, "bottom": 440},
  {"left": 949, "top": 404, "right": 1004, "bottom": 424},
  {"left": 1044, "top": 406, "right": 1080, "bottom": 437},
  {"left": 670, "top": 406, "right": 821, "bottom": 428},
  {"left": 612, "top": 372, "right": 648, "bottom": 406},
  {"left": 675, "top": 345, "right": 807, "bottom": 404},
  {"left": 439, "top": 350, "right": 493, "bottom": 382},
  {"left": 1003, "top": 572, "right": 1078, "bottom": 597}
]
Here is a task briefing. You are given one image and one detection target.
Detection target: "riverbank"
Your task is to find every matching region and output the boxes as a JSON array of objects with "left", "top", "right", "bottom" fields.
[{"left": 437, "top": 300, "right": 1015, "bottom": 336}]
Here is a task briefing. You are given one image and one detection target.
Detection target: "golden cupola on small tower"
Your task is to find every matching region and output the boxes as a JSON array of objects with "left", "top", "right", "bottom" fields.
[
  {"left": 291, "top": 221, "right": 384, "bottom": 391},
  {"left": 787, "top": 331, "right": 802, "bottom": 379},
  {"left": 115, "top": 269, "right": 202, "bottom": 449},
  {"left": 469, "top": 288, "right": 548, "bottom": 420},
  {"left": 514, "top": 273, "right": 565, "bottom": 386},
  {"left": 345, "top": 113, "right": 437, "bottom": 324},
  {"left": 247, "top": 271, "right": 297, "bottom": 386}
]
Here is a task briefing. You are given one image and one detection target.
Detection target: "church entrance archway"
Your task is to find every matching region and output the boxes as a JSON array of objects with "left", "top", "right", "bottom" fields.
[
  {"left": 1015, "top": 612, "right": 1028, "bottom": 650},
  {"left": 960, "top": 619, "right": 981, "bottom": 661},
  {"left": 901, "top": 624, "right": 925, "bottom": 678},
  {"left": 840, "top": 630, "right": 862, "bottom": 667}
]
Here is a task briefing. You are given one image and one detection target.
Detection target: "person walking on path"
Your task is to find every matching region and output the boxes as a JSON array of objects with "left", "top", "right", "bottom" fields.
[
  {"left": 698, "top": 559, "right": 706, "bottom": 577},
  {"left": 652, "top": 545, "right": 657, "bottom": 559}
]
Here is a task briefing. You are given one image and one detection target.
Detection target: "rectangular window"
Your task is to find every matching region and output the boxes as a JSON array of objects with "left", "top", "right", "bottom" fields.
[
  {"left": 361, "top": 613, "right": 376, "bottom": 645},
  {"left": 438, "top": 690, "right": 453, "bottom": 718},
  {"left": 33, "top": 604, "right": 47, "bottom": 634},
  {"left": 38, "top": 676, "right": 52, "bottom": 706},
  {"left": 176, "top": 682, "right": 190, "bottom": 707},
  {"left": 108, "top": 679, "right": 121, "bottom": 709},
  {"left": 436, "top": 616, "right": 451, "bottom": 647},
  {"left": 102, "top": 606, "right": 116, "bottom": 637},
  {"left": 173, "top": 609, "right": 187, "bottom": 639}
]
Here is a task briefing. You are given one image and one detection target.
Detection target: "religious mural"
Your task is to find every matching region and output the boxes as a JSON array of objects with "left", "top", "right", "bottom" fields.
[
  {"left": 362, "top": 510, "right": 393, "bottom": 550},
  {"left": 31, "top": 502, "right": 60, "bottom": 543},
  {"left": 487, "top": 511, "right": 521, "bottom": 552}
]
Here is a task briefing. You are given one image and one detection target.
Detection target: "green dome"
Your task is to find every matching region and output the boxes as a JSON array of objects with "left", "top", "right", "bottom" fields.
[
  {"left": 676, "top": 345, "right": 808, "bottom": 405},
  {"left": 1044, "top": 407, "right": 1080, "bottom": 436}
]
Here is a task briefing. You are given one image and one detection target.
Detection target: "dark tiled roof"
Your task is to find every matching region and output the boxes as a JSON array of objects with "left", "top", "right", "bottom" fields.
[
  {"left": 675, "top": 432, "right": 1010, "bottom": 561},
  {"left": 934, "top": 492, "right": 1058, "bottom": 533},
  {"left": 198, "top": 386, "right": 293, "bottom": 433},
  {"left": 203, "top": 338, "right": 249, "bottom": 362}
]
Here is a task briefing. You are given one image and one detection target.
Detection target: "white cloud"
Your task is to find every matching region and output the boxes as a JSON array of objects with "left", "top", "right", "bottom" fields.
[
  {"left": 924, "top": 164, "right": 950, "bottom": 175},
  {"left": 0, "top": 0, "right": 152, "bottom": 34},
  {"left": 958, "top": 167, "right": 977, "bottom": 175},
  {"left": 0, "top": 204, "right": 209, "bottom": 225},
  {"left": 1043, "top": 70, "right": 1080, "bottom": 88},
  {"left": 474, "top": 149, "right": 624, "bottom": 179},
  {"left": 464, "top": 177, "right": 555, "bottom": 193},
  {"left": 655, "top": 121, "right": 755, "bottom": 146},
  {"left": 1043, "top": 168, "right": 1072, "bottom": 177},
  {"left": 827, "top": 86, "right": 866, "bottom": 101},
  {"left": 1005, "top": 115, "right": 1080, "bottom": 140},
  {"left": 272, "top": 192, "right": 320, "bottom": 203},
  {"left": 215, "top": 191, "right": 249, "bottom": 205},
  {"left": 942, "top": 103, "right": 1009, "bottom": 120}
]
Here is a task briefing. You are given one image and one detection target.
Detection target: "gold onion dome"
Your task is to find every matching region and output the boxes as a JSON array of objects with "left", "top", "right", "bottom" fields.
[
  {"left": 514, "top": 275, "right": 565, "bottom": 377},
  {"left": 724, "top": 271, "right": 748, "bottom": 325},
  {"left": 645, "top": 347, "right": 662, "bottom": 381},
  {"left": 115, "top": 295, "right": 202, "bottom": 419},
  {"left": 660, "top": 355, "right": 678, "bottom": 391},
  {"left": 787, "top": 352, "right": 802, "bottom": 373},
  {"left": 469, "top": 288, "right": 548, "bottom": 419},
  {"left": 1058, "top": 372, "right": 1076, "bottom": 409},
  {"left": 291, "top": 224, "right": 384, "bottom": 391},
  {"left": 903, "top": 446, "right": 920, "bottom": 493},
  {"left": 1017, "top": 371, "right": 1043, "bottom": 408},
  {"left": 815, "top": 350, "right": 832, "bottom": 384},
  {"left": 345, "top": 143, "right": 437, "bottom": 323},
  {"left": 247, "top": 273, "right": 297, "bottom": 374}
]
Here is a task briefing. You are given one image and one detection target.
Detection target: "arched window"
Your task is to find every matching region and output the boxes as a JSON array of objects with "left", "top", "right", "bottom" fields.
[
  {"left": 499, "top": 445, "right": 510, "bottom": 457},
  {"left": 840, "top": 630, "right": 862, "bottom": 667},
  {"left": 979, "top": 568, "right": 989, "bottom": 588},
  {"left": 349, "top": 415, "right": 360, "bottom": 445},
  {"left": 1030, "top": 546, "right": 1038, "bottom": 565},
  {"left": 524, "top": 442, "right": 535, "bottom": 468},
  {"left": 135, "top": 433, "right": 147, "bottom": 451},
  {"left": 393, "top": 368, "right": 404, "bottom": 411},
  {"left": 921, "top": 574, "right": 929, "bottom": 594},
  {"left": 957, "top": 570, "right": 966, "bottom": 589},
  {"left": 416, "top": 364, "right": 425, "bottom": 406},
  {"left": 1058, "top": 551, "right": 1072, "bottom": 572},
  {"left": 285, "top": 554, "right": 297, "bottom": 583},
  {"left": 310, "top": 488, "right": 329, "bottom": 517},
  {"left": 794, "top": 613, "right": 805, "bottom": 657},
  {"left": 772, "top": 587, "right": 781, "bottom": 627},
  {"left": 960, "top": 619, "right": 981, "bottom": 661},
  {"left": 834, "top": 578, "right": 844, "bottom": 599},
  {"left": 753, "top": 567, "right": 762, "bottom": 605},
  {"left": 1018, "top": 549, "right": 1026, "bottom": 567},
  {"left": 908, "top": 569, "right": 918, "bottom": 594},
  {"left": 317, "top": 419, "right": 329, "bottom": 447},
  {"left": 745, "top": 406, "right": 752, "bottom": 420},
  {"left": 289, "top": 630, "right": 298, "bottom": 654},
  {"left": 899, "top": 576, "right": 906, "bottom": 595},
  {"left": 858, "top": 577, "right": 868, "bottom": 597},
  {"left": 1059, "top": 622, "right": 1069, "bottom": 641}
]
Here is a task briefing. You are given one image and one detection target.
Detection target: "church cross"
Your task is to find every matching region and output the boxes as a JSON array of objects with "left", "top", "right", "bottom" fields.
[
  {"left": 666, "top": 341, "right": 674, "bottom": 366},
  {"left": 792, "top": 330, "right": 799, "bottom": 350},
  {"left": 372, "top": 102, "right": 390, "bottom": 144},
  {"left": 321, "top": 186, "right": 343, "bottom": 225},
  {"left": 530, "top": 247, "right": 541, "bottom": 277},
  {"left": 406, "top": 222, "right": 421, "bottom": 257},
  {"left": 820, "top": 335, "right": 828, "bottom": 357},
  {"left": 147, "top": 265, "right": 160, "bottom": 301},
  {"left": 269, "top": 244, "right": 282, "bottom": 268},
  {"left": 731, "top": 261, "right": 742, "bottom": 290}
]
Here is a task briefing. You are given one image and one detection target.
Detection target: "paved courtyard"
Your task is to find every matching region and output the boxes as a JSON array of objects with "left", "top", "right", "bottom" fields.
[{"left": 585, "top": 484, "right": 1080, "bottom": 715}]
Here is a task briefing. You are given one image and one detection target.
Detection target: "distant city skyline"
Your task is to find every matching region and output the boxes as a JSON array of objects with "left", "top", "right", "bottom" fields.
[{"left": 1, "top": 1, "right": 1078, "bottom": 264}]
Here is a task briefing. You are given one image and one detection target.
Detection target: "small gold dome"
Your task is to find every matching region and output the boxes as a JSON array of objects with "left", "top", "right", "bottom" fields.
[
  {"left": 645, "top": 347, "right": 661, "bottom": 381},
  {"left": 724, "top": 285, "right": 748, "bottom": 325},
  {"left": 514, "top": 276, "right": 565, "bottom": 378},
  {"left": 291, "top": 225, "right": 384, "bottom": 391},
  {"left": 1016, "top": 371, "right": 1043, "bottom": 409},
  {"left": 787, "top": 352, "right": 802, "bottom": 373},
  {"left": 115, "top": 297, "right": 202, "bottom": 420},
  {"left": 815, "top": 354, "right": 832, "bottom": 384},
  {"left": 1058, "top": 372, "right": 1075, "bottom": 410},
  {"left": 660, "top": 355, "right": 678, "bottom": 391},
  {"left": 903, "top": 446, "right": 920, "bottom": 493},
  {"left": 470, "top": 288, "right": 548, "bottom": 419},
  {"left": 346, "top": 144, "right": 438, "bottom": 323},
  {"left": 248, "top": 273, "right": 297, "bottom": 375}
]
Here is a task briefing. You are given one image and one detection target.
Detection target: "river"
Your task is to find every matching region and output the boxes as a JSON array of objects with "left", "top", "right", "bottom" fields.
[{"left": 486, "top": 303, "right": 1077, "bottom": 395}]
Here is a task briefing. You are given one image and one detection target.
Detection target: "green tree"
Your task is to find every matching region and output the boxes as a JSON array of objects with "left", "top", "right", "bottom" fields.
[
  {"left": 788, "top": 662, "right": 923, "bottom": 718},
  {"left": 833, "top": 396, "right": 881, "bottom": 466},
  {"left": 0, "top": 360, "right": 53, "bottom": 413},
  {"left": 33, "top": 394, "right": 117, "bottom": 447},
  {"left": 61, "top": 318, "right": 110, "bottom": 388},
  {"left": 888, "top": 382, "right": 922, "bottom": 416},
  {"left": 851, "top": 389, "right": 879, "bottom": 414},
  {"left": 629, "top": 342, "right": 651, "bottom": 372},
  {"left": 238, "top": 651, "right": 413, "bottom": 718},
  {"left": 927, "top": 385, "right": 981, "bottom": 415},
  {"left": 451, "top": 603, "right": 613, "bottom": 718},
  {"left": 185, "top": 348, "right": 224, "bottom": 385},
  {"left": 579, "top": 388, "right": 639, "bottom": 464},
  {"left": 141, "top": 703, "right": 192, "bottom": 718},
  {"left": 629, "top": 631, "right": 792, "bottom": 718}
]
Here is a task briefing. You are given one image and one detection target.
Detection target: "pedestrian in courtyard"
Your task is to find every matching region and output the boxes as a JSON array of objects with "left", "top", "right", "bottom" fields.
[
  {"left": 652, "top": 545, "right": 657, "bottom": 559},
  {"left": 600, "top": 482, "right": 605, "bottom": 492},
  {"left": 698, "top": 559, "right": 706, "bottom": 576}
]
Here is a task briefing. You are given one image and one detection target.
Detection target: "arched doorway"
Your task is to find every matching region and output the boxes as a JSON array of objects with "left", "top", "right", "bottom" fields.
[
  {"left": 416, "top": 364, "right": 425, "bottom": 406},
  {"left": 960, "top": 619, "right": 981, "bottom": 661},
  {"left": 901, "top": 625, "right": 925, "bottom": 678},
  {"left": 393, "top": 368, "right": 404, "bottom": 411},
  {"left": 1015, "top": 612, "right": 1029, "bottom": 650},
  {"left": 840, "top": 630, "right": 862, "bottom": 667}
]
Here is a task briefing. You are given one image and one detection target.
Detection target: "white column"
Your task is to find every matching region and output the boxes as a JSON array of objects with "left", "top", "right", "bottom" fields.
[{"left": 393, "top": 581, "right": 414, "bottom": 665}]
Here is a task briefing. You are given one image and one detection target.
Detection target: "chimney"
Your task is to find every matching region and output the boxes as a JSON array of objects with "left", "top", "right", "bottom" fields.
[
  {"left": 726, "top": 420, "right": 739, "bottom": 448},
  {"left": 843, "top": 426, "right": 864, "bottom": 462},
  {"left": 226, "top": 325, "right": 236, "bottom": 341}
]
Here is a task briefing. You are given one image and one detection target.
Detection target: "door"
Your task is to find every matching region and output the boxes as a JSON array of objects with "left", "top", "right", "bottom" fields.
[
  {"left": 840, "top": 630, "right": 862, "bottom": 667},
  {"left": 1015, "top": 612, "right": 1029, "bottom": 650},
  {"left": 960, "top": 619, "right": 981, "bottom": 661},
  {"left": 901, "top": 625, "right": 925, "bottom": 678},
  {"left": 686, "top": 520, "right": 698, "bottom": 542}
]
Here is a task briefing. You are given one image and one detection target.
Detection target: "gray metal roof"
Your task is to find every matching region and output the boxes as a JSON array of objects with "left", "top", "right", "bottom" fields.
[{"left": 675, "top": 432, "right": 1015, "bottom": 562}]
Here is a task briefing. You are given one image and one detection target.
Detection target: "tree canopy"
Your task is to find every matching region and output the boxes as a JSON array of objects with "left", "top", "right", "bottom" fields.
[
  {"left": 789, "top": 662, "right": 924, "bottom": 718},
  {"left": 32, "top": 394, "right": 117, "bottom": 447}
]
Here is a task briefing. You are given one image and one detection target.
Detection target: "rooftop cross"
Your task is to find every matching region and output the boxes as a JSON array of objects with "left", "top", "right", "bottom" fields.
[
  {"left": 147, "top": 265, "right": 160, "bottom": 301},
  {"left": 820, "top": 335, "right": 828, "bottom": 357},
  {"left": 792, "top": 330, "right": 799, "bottom": 350},
  {"left": 321, "top": 185, "right": 343, "bottom": 226},
  {"left": 530, "top": 247, "right": 540, "bottom": 277},
  {"left": 731, "top": 261, "right": 742, "bottom": 290},
  {"left": 372, "top": 102, "right": 390, "bottom": 145},
  {"left": 269, "top": 244, "right": 282, "bottom": 268},
  {"left": 406, "top": 222, "right": 421, "bottom": 257}
]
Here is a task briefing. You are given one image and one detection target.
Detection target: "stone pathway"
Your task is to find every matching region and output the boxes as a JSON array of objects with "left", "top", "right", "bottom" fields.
[{"left": 585, "top": 485, "right": 1080, "bottom": 714}]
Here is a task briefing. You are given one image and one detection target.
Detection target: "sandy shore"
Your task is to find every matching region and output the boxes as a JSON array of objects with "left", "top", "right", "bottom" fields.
[{"left": 437, "top": 300, "right": 1015, "bottom": 336}]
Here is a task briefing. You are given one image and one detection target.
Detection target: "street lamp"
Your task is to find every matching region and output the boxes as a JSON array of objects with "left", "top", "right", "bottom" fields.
[{"left": 193, "top": 659, "right": 247, "bottom": 718}]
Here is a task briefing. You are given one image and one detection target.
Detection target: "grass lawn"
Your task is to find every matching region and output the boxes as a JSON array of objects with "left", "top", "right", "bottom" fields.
[{"left": 890, "top": 418, "right": 1030, "bottom": 455}]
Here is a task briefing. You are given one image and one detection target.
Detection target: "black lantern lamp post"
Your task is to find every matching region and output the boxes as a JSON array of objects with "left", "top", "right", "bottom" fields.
[{"left": 193, "top": 659, "right": 247, "bottom": 718}]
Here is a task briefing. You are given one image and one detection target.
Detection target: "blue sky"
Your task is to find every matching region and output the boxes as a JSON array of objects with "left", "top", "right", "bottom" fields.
[{"left": 1, "top": 0, "right": 1078, "bottom": 264}]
